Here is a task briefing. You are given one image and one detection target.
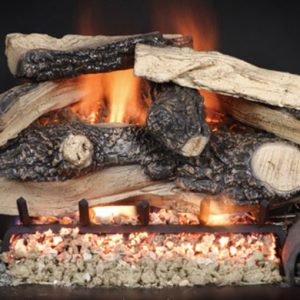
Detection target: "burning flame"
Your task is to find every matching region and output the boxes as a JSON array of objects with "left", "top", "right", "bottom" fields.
[
  {"left": 71, "top": 4, "right": 147, "bottom": 125},
  {"left": 71, "top": 74, "right": 104, "bottom": 124},
  {"left": 104, "top": 70, "right": 145, "bottom": 123},
  {"left": 151, "top": 1, "right": 221, "bottom": 122}
]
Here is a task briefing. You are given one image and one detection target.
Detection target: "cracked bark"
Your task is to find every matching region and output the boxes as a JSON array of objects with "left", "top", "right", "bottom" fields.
[
  {"left": 177, "top": 127, "right": 300, "bottom": 204},
  {"left": 147, "top": 84, "right": 210, "bottom": 157},
  {"left": 6, "top": 32, "right": 191, "bottom": 81},
  {"left": 0, "top": 123, "right": 177, "bottom": 182}
]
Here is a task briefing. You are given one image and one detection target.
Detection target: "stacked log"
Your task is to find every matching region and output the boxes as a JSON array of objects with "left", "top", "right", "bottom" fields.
[{"left": 0, "top": 33, "right": 300, "bottom": 217}]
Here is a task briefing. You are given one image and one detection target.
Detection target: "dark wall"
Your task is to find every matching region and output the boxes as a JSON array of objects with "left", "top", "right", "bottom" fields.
[{"left": 0, "top": 0, "right": 300, "bottom": 93}]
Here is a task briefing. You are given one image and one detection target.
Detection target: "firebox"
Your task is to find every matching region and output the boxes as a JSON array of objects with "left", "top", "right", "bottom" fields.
[{"left": 1, "top": 0, "right": 300, "bottom": 296}]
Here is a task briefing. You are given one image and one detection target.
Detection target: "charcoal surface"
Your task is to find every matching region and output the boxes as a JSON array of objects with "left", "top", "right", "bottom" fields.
[
  {"left": 177, "top": 127, "right": 300, "bottom": 204},
  {"left": 147, "top": 84, "right": 210, "bottom": 156},
  {"left": 0, "top": 122, "right": 177, "bottom": 181},
  {"left": 15, "top": 32, "right": 167, "bottom": 81}
]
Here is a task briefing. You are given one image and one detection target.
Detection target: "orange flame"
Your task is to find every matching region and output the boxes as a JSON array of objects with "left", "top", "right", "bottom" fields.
[
  {"left": 71, "top": 74, "right": 104, "bottom": 124},
  {"left": 151, "top": 1, "right": 221, "bottom": 120},
  {"left": 71, "top": 5, "right": 146, "bottom": 124},
  {"left": 71, "top": 71, "right": 145, "bottom": 124},
  {"left": 104, "top": 70, "right": 145, "bottom": 124}
]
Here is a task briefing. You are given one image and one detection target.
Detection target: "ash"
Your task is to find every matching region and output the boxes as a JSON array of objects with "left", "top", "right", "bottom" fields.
[
  {"left": 0, "top": 240, "right": 12, "bottom": 286},
  {"left": 2, "top": 229, "right": 281, "bottom": 287}
]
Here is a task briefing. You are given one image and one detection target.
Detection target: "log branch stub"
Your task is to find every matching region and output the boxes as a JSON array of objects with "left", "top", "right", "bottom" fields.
[
  {"left": 60, "top": 134, "right": 93, "bottom": 168},
  {"left": 147, "top": 84, "right": 210, "bottom": 157},
  {"left": 177, "top": 128, "right": 300, "bottom": 204},
  {"left": 0, "top": 123, "right": 176, "bottom": 182}
]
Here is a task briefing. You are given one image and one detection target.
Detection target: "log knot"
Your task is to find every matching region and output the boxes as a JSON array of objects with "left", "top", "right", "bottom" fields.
[{"left": 60, "top": 134, "right": 93, "bottom": 168}]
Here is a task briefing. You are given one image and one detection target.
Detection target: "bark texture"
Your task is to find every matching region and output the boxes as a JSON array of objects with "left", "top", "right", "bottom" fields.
[
  {"left": 0, "top": 79, "right": 87, "bottom": 146},
  {"left": 1, "top": 121, "right": 300, "bottom": 206},
  {"left": 147, "top": 84, "right": 210, "bottom": 157},
  {"left": 177, "top": 127, "right": 300, "bottom": 204},
  {"left": 6, "top": 32, "right": 187, "bottom": 81},
  {"left": 0, "top": 123, "right": 177, "bottom": 182},
  {"left": 134, "top": 44, "right": 300, "bottom": 110}
]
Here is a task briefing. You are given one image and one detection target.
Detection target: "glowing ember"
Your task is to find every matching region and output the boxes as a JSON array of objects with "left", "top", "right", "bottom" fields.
[
  {"left": 71, "top": 74, "right": 104, "bottom": 124},
  {"left": 4, "top": 229, "right": 281, "bottom": 287},
  {"left": 92, "top": 205, "right": 137, "bottom": 224}
]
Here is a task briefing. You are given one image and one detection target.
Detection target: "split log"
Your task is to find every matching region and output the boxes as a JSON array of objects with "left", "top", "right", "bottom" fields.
[
  {"left": 0, "top": 123, "right": 177, "bottom": 182},
  {"left": 0, "top": 165, "right": 205, "bottom": 216},
  {"left": 134, "top": 44, "right": 300, "bottom": 110},
  {"left": 147, "top": 84, "right": 210, "bottom": 157},
  {"left": 5, "top": 32, "right": 188, "bottom": 81},
  {"left": 0, "top": 79, "right": 88, "bottom": 146},
  {"left": 223, "top": 97, "right": 300, "bottom": 145},
  {"left": 177, "top": 127, "right": 300, "bottom": 205}
]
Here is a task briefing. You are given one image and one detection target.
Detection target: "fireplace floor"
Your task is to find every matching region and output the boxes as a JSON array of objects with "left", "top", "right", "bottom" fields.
[{"left": 0, "top": 285, "right": 299, "bottom": 300}]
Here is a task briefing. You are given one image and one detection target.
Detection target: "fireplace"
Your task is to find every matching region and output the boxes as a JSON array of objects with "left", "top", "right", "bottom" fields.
[{"left": 1, "top": 0, "right": 300, "bottom": 296}]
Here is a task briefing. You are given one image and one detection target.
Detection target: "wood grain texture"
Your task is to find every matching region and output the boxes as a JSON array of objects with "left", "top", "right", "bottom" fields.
[
  {"left": 134, "top": 44, "right": 300, "bottom": 110},
  {"left": 0, "top": 79, "right": 87, "bottom": 147},
  {"left": 223, "top": 97, "right": 300, "bottom": 145},
  {"left": 5, "top": 32, "right": 188, "bottom": 81},
  {"left": 0, "top": 164, "right": 206, "bottom": 216}
]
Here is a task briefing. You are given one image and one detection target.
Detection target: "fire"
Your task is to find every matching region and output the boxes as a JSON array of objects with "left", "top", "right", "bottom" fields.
[
  {"left": 71, "top": 71, "right": 145, "bottom": 124},
  {"left": 71, "top": 74, "right": 104, "bottom": 124},
  {"left": 104, "top": 70, "right": 145, "bottom": 124},
  {"left": 151, "top": 1, "right": 221, "bottom": 121},
  {"left": 71, "top": 3, "right": 147, "bottom": 125}
]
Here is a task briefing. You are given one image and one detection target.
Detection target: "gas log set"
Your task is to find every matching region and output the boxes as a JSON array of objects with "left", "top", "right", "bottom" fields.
[{"left": 1, "top": 31, "right": 300, "bottom": 289}]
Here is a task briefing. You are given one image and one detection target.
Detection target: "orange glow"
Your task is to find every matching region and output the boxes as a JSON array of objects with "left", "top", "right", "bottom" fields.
[
  {"left": 91, "top": 205, "right": 137, "bottom": 224},
  {"left": 104, "top": 70, "right": 145, "bottom": 124},
  {"left": 9, "top": 229, "right": 279, "bottom": 268},
  {"left": 152, "top": 1, "right": 221, "bottom": 120},
  {"left": 202, "top": 198, "right": 256, "bottom": 226},
  {"left": 151, "top": 0, "right": 218, "bottom": 51},
  {"left": 71, "top": 5, "right": 146, "bottom": 124},
  {"left": 71, "top": 71, "right": 145, "bottom": 125},
  {"left": 71, "top": 74, "right": 104, "bottom": 124}
]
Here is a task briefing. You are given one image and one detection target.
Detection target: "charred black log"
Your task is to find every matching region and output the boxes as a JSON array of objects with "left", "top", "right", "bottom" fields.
[
  {"left": 6, "top": 32, "right": 185, "bottom": 81},
  {"left": 147, "top": 85, "right": 210, "bottom": 157},
  {"left": 177, "top": 127, "right": 300, "bottom": 204},
  {"left": 1, "top": 120, "right": 300, "bottom": 206},
  {"left": 0, "top": 123, "right": 177, "bottom": 181}
]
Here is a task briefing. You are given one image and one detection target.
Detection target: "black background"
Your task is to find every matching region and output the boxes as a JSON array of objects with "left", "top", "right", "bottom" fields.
[{"left": 0, "top": 0, "right": 300, "bottom": 92}]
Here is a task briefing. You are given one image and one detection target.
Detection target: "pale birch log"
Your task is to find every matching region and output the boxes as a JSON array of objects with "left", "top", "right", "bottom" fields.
[
  {"left": 0, "top": 165, "right": 204, "bottom": 216},
  {"left": 0, "top": 79, "right": 88, "bottom": 146},
  {"left": 134, "top": 44, "right": 300, "bottom": 110},
  {"left": 223, "top": 97, "right": 300, "bottom": 145}
]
